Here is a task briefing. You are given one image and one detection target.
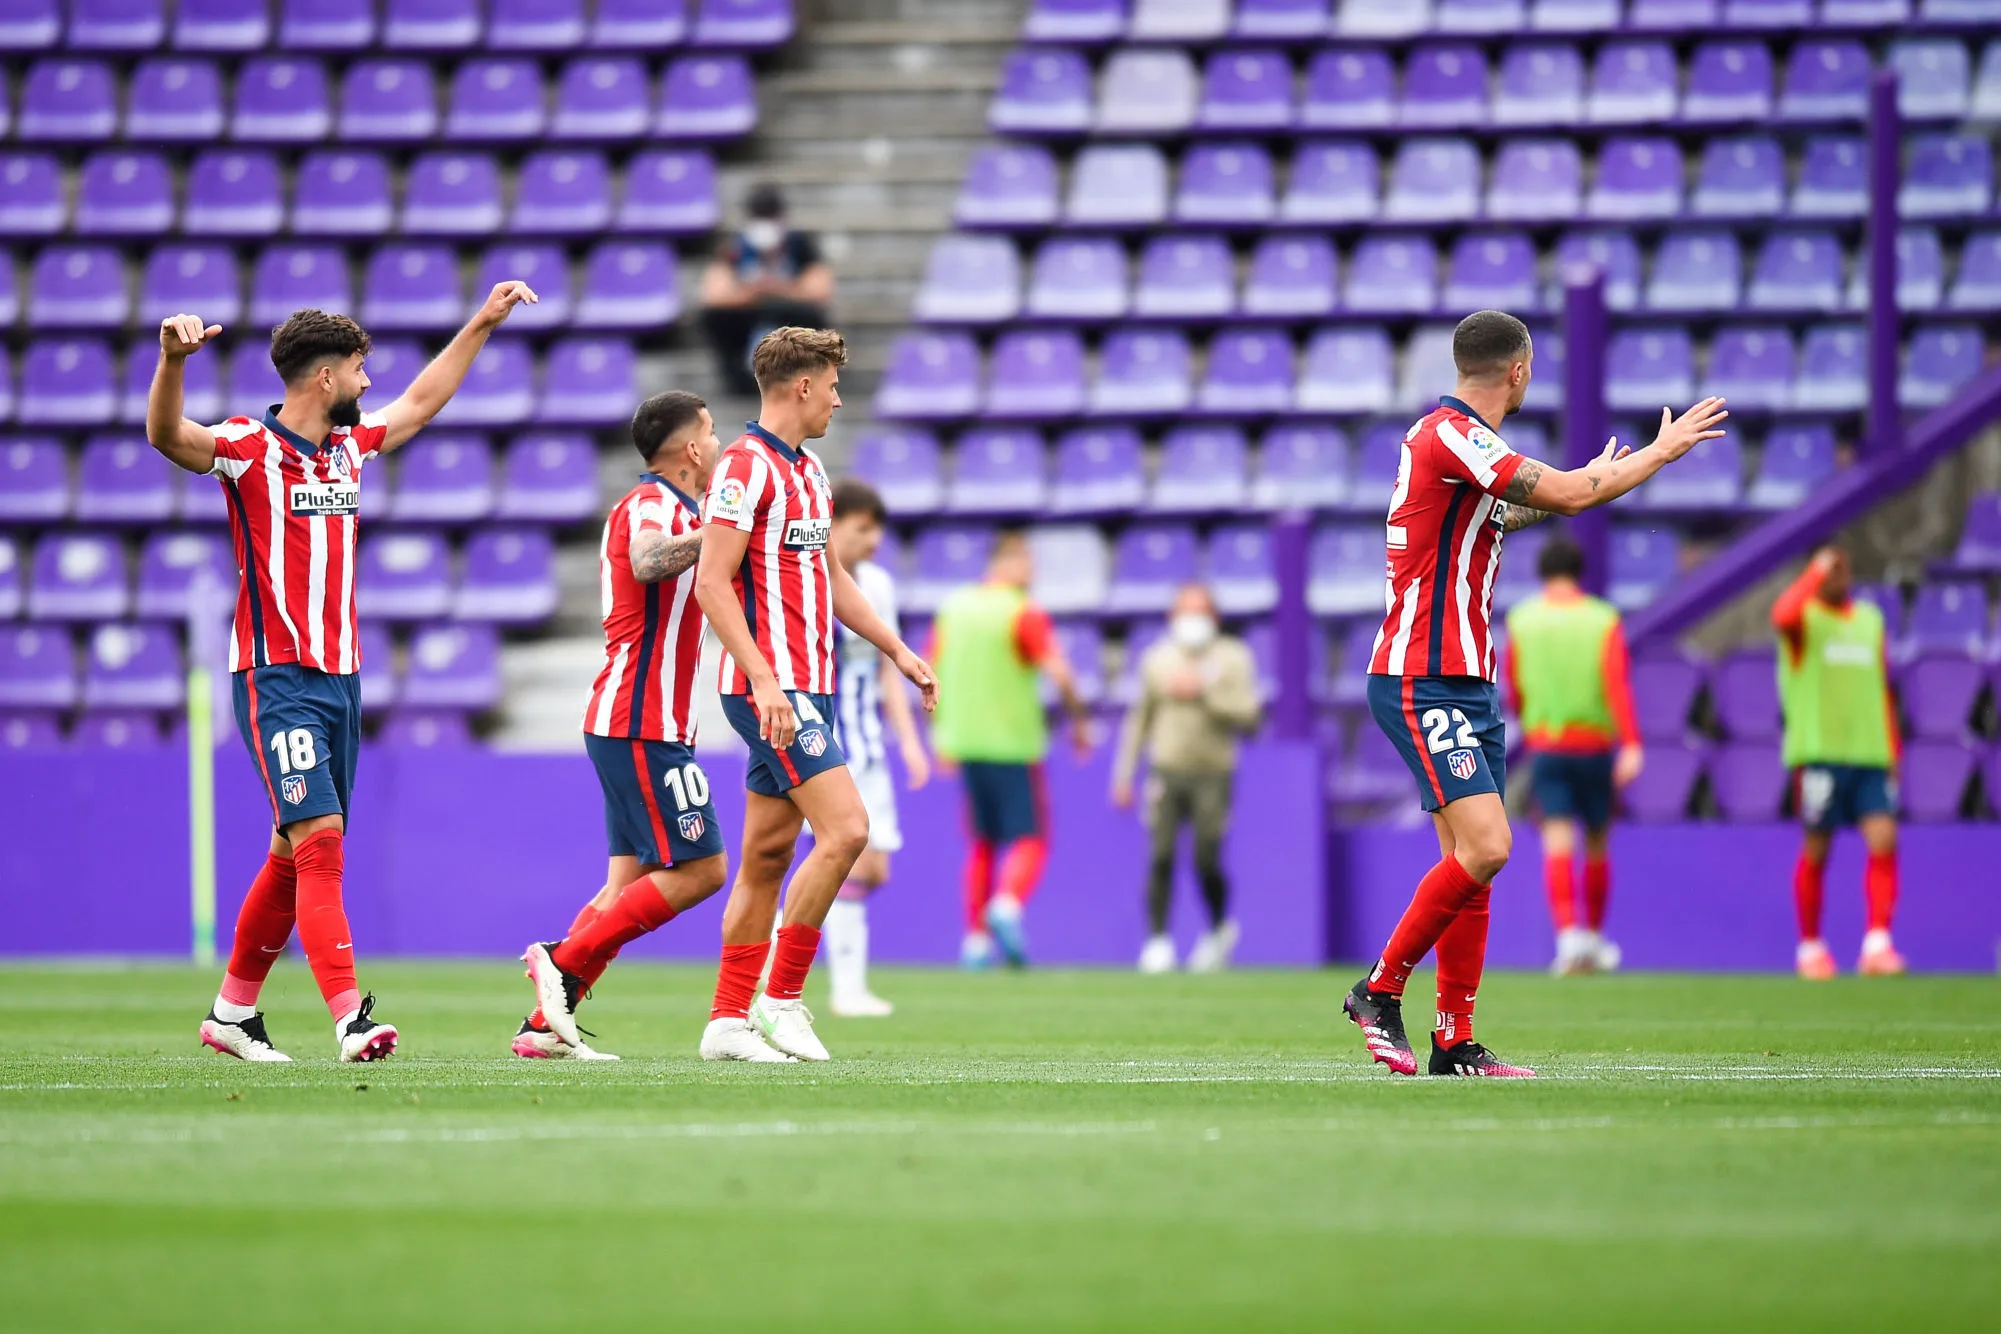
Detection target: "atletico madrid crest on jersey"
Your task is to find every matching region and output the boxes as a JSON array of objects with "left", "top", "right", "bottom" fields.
[
  {"left": 678, "top": 810, "right": 706, "bottom": 843},
  {"left": 281, "top": 774, "right": 309, "bottom": 805},
  {"left": 1447, "top": 749, "right": 1478, "bottom": 782}
]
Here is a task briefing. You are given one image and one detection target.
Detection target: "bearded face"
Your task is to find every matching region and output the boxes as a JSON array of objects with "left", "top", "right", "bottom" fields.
[{"left": 328, "top": 393, "right": 364, "bottom": 428}]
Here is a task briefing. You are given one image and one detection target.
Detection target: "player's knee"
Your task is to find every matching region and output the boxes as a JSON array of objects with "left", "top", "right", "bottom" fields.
[
  {"left": 820, "top": 809, "right": 870, "bottom": 865},
  {"left": 1457, "top": 829, "right": 1511, "bottom": 882},
  {"left": 690, "top": 855, "right": 729, "bottom": 897}
]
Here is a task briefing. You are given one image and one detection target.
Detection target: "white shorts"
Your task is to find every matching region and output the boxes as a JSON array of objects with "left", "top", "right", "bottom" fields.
[{"left": 854, "top": 758, "right": 903, "bottom": 853}]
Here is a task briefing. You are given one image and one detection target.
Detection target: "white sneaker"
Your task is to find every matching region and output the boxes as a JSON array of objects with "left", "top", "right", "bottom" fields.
[
  {"left": 511, "top": 1019, "right": 619, "bottom": 1060},
  {"left": 521, "top": 942, "right": 581, "bottom": 1047},
  {"left": 986, "top": 894, "right": 1029, "bottom": 967},
  {"left": 1552, "top": 927, "right": 1598, "bottom": 977},
  {"left": 699, "top": 1016, "right": 796, "bottom": 1062},
  {"left": 751, "top": 995, "right": 831, "bottom": 1062},
  {"left": 830, "top": 990, "right": 895, "bottom": 1018},
  {"left": 1187, "top": 920, "right": 1240, "bottom": 973},
  {"left": 199, "top": 1011, "right": 291, "bottom": 1062},
  {"left": 961, "top": 931, "right": 995, "bottom": 970},
  {"left": 1137, "top": 934, "right": 1177, "bottom": 974},
  {"left": 336, "top": 994, "right": 398, "bottom": 1062},
  {"left": 1591, "top": 934, "right": 1623, "bottom": 973}
]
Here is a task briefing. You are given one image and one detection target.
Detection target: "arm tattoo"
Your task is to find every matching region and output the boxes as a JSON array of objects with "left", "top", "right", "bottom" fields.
[
  {"left": 630, "top": 530, "right": 702, "bottom": 583},
  {"left": 1500, "top": 503, "right": 1553, "bottom": 533},
  {"left": 1500, "top": 457, "right": 1544, "bottom": 505}
]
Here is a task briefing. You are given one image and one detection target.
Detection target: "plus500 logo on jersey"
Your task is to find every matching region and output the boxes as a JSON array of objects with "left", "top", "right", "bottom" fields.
[
  {"left": 783, "top": 518, "right": 830, "bottom": 550},
  {"left": 289, "top": 481, "right": 360, "bottom": 516}
]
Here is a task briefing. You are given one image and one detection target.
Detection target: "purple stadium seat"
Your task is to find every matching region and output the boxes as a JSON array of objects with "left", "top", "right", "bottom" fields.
[
  {"left": 455, "top": 528, "right": 558, "bottom": 624},
  {"left": 1847, "top": 227, "right": 1944, "bottom": 312},
  {"left": 232, "top": 57, "right": 332, "bottom": 143},
  {"left": 1901, "top": 134, "right": 1991, "bottom": 218},
  {"left": 402, "top": 152, "right": 504, "bottom": 235},
  {"left": 392, "top": 434, "right": 494, "bottom": 523},
  {"left": 0, "top": 709, "right": 62, "bottom": 749},
  {"left": 1747, "top": 424, "right": 1835, "bottom": 509},
  {"left": 71, "top": 709, "right": 165, "bottom": 748},
  {"left": 19, "top": 339, "right": 116, "bottom": 426},
  {"left": 1693, "top": 136, "right": 1785, "bottom": 219},
  {"left": 1790, "top": 136, "right": 1866, "bottom": 219},
  {"left": 1385, "top": 138, "right": 1480, "bottom": 221},
  {"left": 538, "top": 338, "right": 636, "bottom": 426},
  {"left": 1901, "top": 325, "right": 1984, "bottom": 409},
  {"left": 512, "top": 151, "right": 612, "bottom": 234},
  {"left": 1444, "top": 232, "right": 1539, "bottom": 313},
  {"left": 1025, "top": 0, "right": 1126, "bottom": 42},
  {"left": 1028, "top": 237, "right": 1130, "bottom": 320},
  {"left": 18, "top": 60, "right": 118, "bottom": 141},
  {"left": 1335, "top": 0, "right": 1431, "bottom": 36},
  {"left": 496, "top": 433, "right": 598, "bottom": 523},
  {"left": 590, "top": 0, "right": 689, "bottom": 48},
  {"left": 551, "top": 58, "right": 648, "bottom": 139},
  {"left": 919, "top": 236, "right": 1022, "bottom": 325},
  {"left": 1494, "top": 44, "right": 1585, "bottom": 125},
  {"left": 0, "top": 535, "right": 19, "bottom": 618},
  {"left": 573, "top": 242, "right": 678, "bottom": 330},
  {"left": 0, "top": 0, "right": 58, "bottom": 50},
  {"left": 1279, "top": 139, "right": 1379, "bottom": 223},
  {"left": 0, "top": 153, "right": 66, "bottom": 237},
  {"left": 357, "top": 531, "right": 452, "bottom": 622},
  {"left": 76, "top": 434, "right": 175, "bottom": 524},
  {"left": 693, "top": 0, "right": 796, "bottom": 48},
  {"left": 128, "top": 58, "right": 225, "bottom": 142},
  {"left": 1306, "top": 522, "right": 1382, "bottom": 615},
  {"left": 430, "top": 337, "right": 533, "bottom": 426},
  {"left": 1344, "top": 234, "right": 1437, "bottom": 315},
  {"left": 902, "top": 524, "right": 995, "bottom": 614},
  {"left": 1891, "top": 39, "right": 1971, "bottom": 120},
  {"left": 1254, "top": 424, "right": 1350, "bottom": 509},
  {"left": 337, "top": 60, "right": 437, "bottom": 143},
  {"left": 0, "top": 437, "right": 68, "bottom": 522},
  {"left": 1823, "top": 0, "right": 1910, "bottom": 22},
  {"left": 361, "top": 245, "right": 462, "bottom": 332},
  {"left": 1234, "top": 0, "right": 1330, "bottom": 35},
  {"left": 1487, "top": 140, "right": 1583, "bottom": 222},
  {"left": 1949, "top": 233, "right": 2001, "bottom": 312},
  {"left": 1027, "top": 526, "right": 1111, "bottom": 616},
  {"left": 1646, "top": 230, "right": 1743, "bottom": 313},
  {"left": 354, "top": 621, "right": 397, "bottom": 712},
  {"left": 377, "top": 708, "right": 475, "bottom": 748},
  {"left": 223, "top": 339, "right": 286, "bottom": 413},
  {"left": 1904, "top": 582, "right": 1991, "bottom": 659},
  {"left": 1198, "top": 50, "right": 1293, "bottom": 132},
  {"left": 1900, "top": 741, "right": 1973, "bottom": 821},
  {"left": 278, "top": 0, "right": 373, "bottom": 48},
  {"left": 850, "top": 428, "right": 944, "bottom": 516},
  {"left": 1794, "top": 323, "right": 1866, "bottom": 411},
  {"left": 134, "top": 529, "right": 233, "bottom": 619},
  {"left": 0, "top": 265, "right": 16, "bottom": 331},
  {"left": 1977, "top": 41, "right": 2001, "bottom": 119},
  {"left": 183, "top": 150, "right": 282, "bottom": 237},
  {"left": 1703, "top": 325, "right": 1795, "bottom": 412},
  {"left": 1589, "top": 137, "right": 1684, "bottom": 220},
  {"left": 991, "top": 49, "right": 1093, "bottom": 135},
  {"left": 1199, "top": 328, "right": 1294, "bottom": 414},
  {"left": 290, "top": 151, "right": 393, "bottom": 237},
  {"left": 1091, "top": 328, "right": 1193, "bottom": 415},
  {"left": 1133, "top": 235, "right": 1231, "bottom": 319},
  {"left": 402, "top": 623, "right": 502, "bottom": 709},
  {"left": 984, "top": 330, "right": 1086, "bottom": 421},
  {"left": 947, "top": 428, "right": 1049, "bottom": 515},
  {"left": 1642, "top": 431, "right": 1744, "bottom": 508},
  {"left": 1302, "top": 49, "right": 1395, "bottom": 128},
  {"left": 1606, "top": 327, "right": 1695, "bottom": 410},
  {"left": 1395, "top": 326, "right": 1460, "bottom": 414},
  {"left": 1712, "top": 648, "right": 1782, "bottom": 740},
  {"left": 1131, "top": 0, "right": 1229, "bottom": 38},
  {"left": 75, "top": 152, "right": 174, "bottom": 237},
  {"left": 1107, "top": 523, "right": 1200, "bottom": 614},
  {"left": 1402, "top": 44, "right": 1489, "bottom": 128},
  {"left": 1176, "top": 142, "right": 1276, "bottom": 224},
  {"left": 74, "top": 0, "right": 167, "bottom": 50},
  {"left": 445, "top": 58, "right": 545, "bottom": 142},
  {"left": 956, "top": 144, "right": 1059, "bottom": 229},
  {"left": 0, "top": 623, "right": 76, "bottom": 709},
  {"left": 1297, "top": 327, "right": 1393, "bottom": 412},
  {"left": 1243, "top": 236, "right": 1336, "bottom": 318},
  {"left": 1624, "top": 745, "right": 1703, "bottom": 821},
  {"left": 1684, "top": 41, "right": 1773, "bottom": 122},
  {"left": 489, "top": 0, "right": 586, "bottom": 49},
  {"left": 1608, "top": 526, "right": 1682, "bottom": 610},
  {"left": 1066, "top": 144, "right": 1169, "bottom": 227},
  {"left": 1727, "top": 0, "right": 1813, "bottom": 22},
  {"left": 1207, "top": 524, "right": 1277, "bottom": 615},
  {"left": 82, "top": 622, "right": 181, "bottom": 710},
  {"left": 174, "top": 0, "right": 268, "bottom": 49},
  {"left": 1439, "top": 0, "right": 1530, "bottom": 29},
  {"left": 381, "top": 0, "right": 482, "bottom": 50},
  {"left": 655, "top": 56, "right": 757, "bottom": 139},
  {"left": 29, "top": 246, "right": 128, "bottom": 330},
  {"left": 1549, "top": 231, "right": 1642, "bottom": 311},
  {"left": 30, "top": 531, "right": 128, "bottom": 620},
  {"left": 616, "top": 149, "right": 719, "bottom": 234},
  {"left": 1050, "top": 427, "right": 1147, "bottom": 515},
  {"left": 1953, "top": 492, "right": 2001, "bottom": 571},
  {"left": 876, "top": 332, "right": 981, "bottom": 420},
  {"left": 1588, "top": 41, "right": 1678, "bottom": 124},
  {"left": 1901, "top": 655, "right": 1984, "bottom": 739},
  {"left": 1629, "top": 652, "right": 1703, "bottom": 741},
  {"left": 249, "top": 246, "right": 350, "bottom": 328},
  {"left": 472, "top": 244, "right": 571, "bottom": 331},
  {"left": 1097, "top": 49, "right": 1198, "bottom": 135},
  {"left": 1153, "top": 426, "right": 1248, "bottom": 513}
]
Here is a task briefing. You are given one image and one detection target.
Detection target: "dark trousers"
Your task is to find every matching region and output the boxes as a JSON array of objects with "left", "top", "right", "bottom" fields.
[
  {"left": 700, "top": 300, "right": 831, "bottom": 396},
  {"left": 1144, "top": 769, "right": 1234, "bottom": 934}
]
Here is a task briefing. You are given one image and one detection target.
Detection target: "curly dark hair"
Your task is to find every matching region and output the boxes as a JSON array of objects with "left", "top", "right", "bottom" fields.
[{"left": 270, "top": 309, "right": 372, "bottom": 386}]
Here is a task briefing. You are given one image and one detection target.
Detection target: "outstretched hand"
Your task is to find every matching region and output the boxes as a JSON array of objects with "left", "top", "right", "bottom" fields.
[
  {"left": 1593, "top": 435, "right": 1632, "bottom": 466},
  {"left": 159, "top": 314, "right": 221, "bottom": 359},
  {"left": 1653, "top": 397, "right": 1730, "bottom": 462},
  {"left": 473, "top": 281, "right": 539, "bottom": 331},
  {"left": 894, "top": 648, "right": 938, "bottom": 713}
]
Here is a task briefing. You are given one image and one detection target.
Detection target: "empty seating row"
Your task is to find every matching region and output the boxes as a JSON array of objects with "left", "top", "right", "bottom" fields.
[
  {"left": 991, "top": 38, "right": 2000, "bottom": 137},
  {"left": 0, "top": 0, "right": 793, "bottom": 54},
  {"left": 0, "top": 431, "right": 600, "bottom": 526},
  {"left": 955, "top": 136, "right": 1995, "bottom": 231},
  {"left": 0, "top": 148, "right": 720, "bottom": 239},
  {"left": 872, "top": 323, "right": 1984, "bottom": 422},
  {"left": 0, "top": 527, "right": 562, "bottom": 625},
  {"left": 3, "top": 242, "right": 684, "bottom": 332},
  {"left": 3, "top": 54, "right": 757, "bottom": 144},
  {"left": 916, "top": 228, "right": 2001, "bottom": 326},
  {"left": 0, "top": 704, "right": 483, "bottom": 749},
  {"left": 0, "top": 335, "right": 642, "bottom": 428}
]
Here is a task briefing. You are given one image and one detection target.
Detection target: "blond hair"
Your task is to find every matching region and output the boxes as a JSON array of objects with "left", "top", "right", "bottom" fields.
[{"left": 752, "top": 326, "right": 848, "bottom": 393}]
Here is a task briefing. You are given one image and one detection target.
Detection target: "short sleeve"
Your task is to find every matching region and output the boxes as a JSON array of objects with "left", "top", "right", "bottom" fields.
[
  {"left": 1432, "top": 416, "right": 1524, "bottom": 498},
  {"left": 1013, "top": 603, "right": 1056, "bottom": 666},
  {"left": 704, "top": 450, "right": 766, "bottom": 532},
  {"left": 632, "top": 495, "right": 669, "bottom": 536},
  {"left": 207, "top": 419, "right": 264, "bottom": 479}
]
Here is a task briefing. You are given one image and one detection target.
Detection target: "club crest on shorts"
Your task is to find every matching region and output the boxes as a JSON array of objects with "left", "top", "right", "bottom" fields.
[
  {"left": 798, "top": 727, "right": 827, "bottom": 758},
  {"left": 1446, "top": 749, "right": 1477, "bottom": 782},
  {"left": 281, "top": 774, "right": 308, "bottom": 805},
  {"left": 678, "top": 810, "right": 705, "bottom": 843}
]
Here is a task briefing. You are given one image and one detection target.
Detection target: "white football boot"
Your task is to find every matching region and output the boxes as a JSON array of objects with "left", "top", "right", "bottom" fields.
[
  {"left": 199, "top": 1010, "right": 292, "bottom": 1062},
  {"left": 698, "top": 1016, "right": 797, "bottom": 1062},
  {"left": 335, "top": 994, "right": 398, "bottom": 1062},
  {"left": 1552, "top": 927, "right": 1598, "bottom": 977},
  {"left": 520, "top": 942, "right": 582, "bottom": 1047},
  {"left": 511, "top": 1019, "right": 619, "bottom": 1060},
  {"left": 1591, "top": 933, "right": 1623, "bottom": 973},
  {"left": 751, "top": 995, "right": 831, "bottom": 1062},
  {"left": 1137, "top": 934, "right": 1177, "bottom": 974},
  {"left": 1187, "top": 919, "right": 1240, "bottom": 973},
  {"left": 830, "top": 990, "right": 895, "bottom": 1018}
]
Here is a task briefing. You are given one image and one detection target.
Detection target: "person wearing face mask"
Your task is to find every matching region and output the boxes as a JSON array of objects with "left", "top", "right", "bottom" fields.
[
  {"left": 1112, "top": 584, "right": 1263, "bottom": 974},
  {"left": 699, "top": 184, "right": 836, "bottom": 398}
]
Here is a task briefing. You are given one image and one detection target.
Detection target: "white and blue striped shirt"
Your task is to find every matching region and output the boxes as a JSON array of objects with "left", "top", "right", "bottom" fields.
[{"left": 835, "top": 559, "right": 899, "bottom": 772}]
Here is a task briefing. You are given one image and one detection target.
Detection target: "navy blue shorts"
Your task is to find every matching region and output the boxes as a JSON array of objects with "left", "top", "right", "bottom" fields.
[
  {"left": 1366, "top": 674, "right": 1507, "bottom": 813},
  {"left": 1794, "top": 763, "right": 1896, "bottom": 832},
  {"left": 960, "top": 760, "right": 1046, "bottom": 844},
  {"left": 1531, "top": 751, "right": 1616, "bottom": 830},
  {"left": 584, "top": 734, "right": 726, "bottom": 867},
  {"left": 232, "top": 664, "right": 362, "bottom": 826},
  {"left": 721, "top": 691, "right": 847, "bottom": 798}
]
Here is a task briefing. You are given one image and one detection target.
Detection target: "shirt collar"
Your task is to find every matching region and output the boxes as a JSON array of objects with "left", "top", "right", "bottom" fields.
[
  {"left": 744, "top": 420, "right": 801, "bottom": 464},
  {"left": 1439, "top": 395, "right": 1498, "bottom": 435},
  {"left": 641, "top": 472, "right": 701, "bottom": 514},
  {"left": 262, "top": 406, "right": 328, "bottom": 455}
]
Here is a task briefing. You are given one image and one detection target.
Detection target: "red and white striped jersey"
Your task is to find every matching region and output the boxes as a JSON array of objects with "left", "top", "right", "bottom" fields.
[
  {"left": 208, "top": 408, "right": 388, "bottom": 675},
  {"left": 703, "top": 423, "right": 837, "bottom": 696},
  {"left": 584, "top": 475, "right": 705, "bottom": 743},
  {"left": 1369, "top": 397, "right": 1527, "bottom": 682}
]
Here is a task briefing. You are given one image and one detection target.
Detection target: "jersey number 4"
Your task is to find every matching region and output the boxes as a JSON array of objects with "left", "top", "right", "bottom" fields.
[{"left": 1421, "top": 707, "right": 1476, "bottom": 754}]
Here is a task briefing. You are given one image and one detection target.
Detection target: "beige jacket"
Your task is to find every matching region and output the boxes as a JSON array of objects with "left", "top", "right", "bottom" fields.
[{"left": 1113, "top": 635, "right": 1263, "bottom": 786}]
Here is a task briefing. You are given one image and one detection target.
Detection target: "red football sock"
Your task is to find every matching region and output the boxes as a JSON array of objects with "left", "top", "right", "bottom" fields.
[
  {"left": 1582, "top": 853, "right": 1611, "bottom": 932},
  {"left": 763, "top": 923, "right": 822, "bottom": 1002},
  {"left": 1433, "top": 885, "right": 1491, "bottom": 1048},
  {"left": 996, "top": 835, "right": 1048, "bottom": 906},
  {"left": 1793, "top": 854, "right": 1827, "bottom": 942},
  {"left": 1369, "top": 855, "right": 1484, "bottom": 997},
  {"left": 963, "top": 838, "right": 995, "bottom": 931},
  {"left": 710, "top": 940, "right": 771, "bottom": 1020},
  {"left": 551, "top": 876, "right": 677, "bottom": 987},
  {"left": 219, "top": 852, "right": 298, "bottom": 1007},
  {"left": 1864, "top": 850, "right": 1898, "bottom": 932},
  {"left": 567, "top": 900, "right": 604, "bottom": 938},
  {"left": 1543, "top": 852, "right": 1576, "bottom": 931},
  {"left": 291, "top": 829, "right": 359, "bottom": 1022}
]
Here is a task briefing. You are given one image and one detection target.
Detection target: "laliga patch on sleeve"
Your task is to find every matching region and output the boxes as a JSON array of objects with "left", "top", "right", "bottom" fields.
[
  {"left": 709, "top": 476, "right": 749, "bottom": 523},
  {"left": 636, "top": 501, "right": 667, "bottom": 526},
  {"left": 1467, "top": 426, "right": 1510, "bottom": 460}
]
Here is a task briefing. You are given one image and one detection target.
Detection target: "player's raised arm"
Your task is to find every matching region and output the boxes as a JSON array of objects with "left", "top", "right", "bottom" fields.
[
  {"left": 146, "top": 314, "right": 224, "bottom": 473},
  {"left": 375, "top": 281, "right": 538, "bottom": 452},
  {"left": 1502, "top": 399, "right": 1730, "bottom": 516},
  {"left": 828, "top": 550, "right": 937, "bottom": 714}
]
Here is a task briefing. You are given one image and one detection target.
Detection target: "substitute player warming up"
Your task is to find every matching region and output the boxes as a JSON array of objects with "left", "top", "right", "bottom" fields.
[
  {"left": 693, "top": 328, "right": 937, "bottom": 1062},
  {"left": 1345, "top": 310, "right": 1728, "bottom": 1078},
  {"left": 150, "top": 283, "right": 538, "bottom": 1061},
  {"left": 514, "top": 393, "right": 732, "bottom": 1060}
]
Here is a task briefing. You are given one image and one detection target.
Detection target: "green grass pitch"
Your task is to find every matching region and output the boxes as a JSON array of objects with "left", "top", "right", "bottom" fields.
[{"left": 1, "top": 962, "right": 1997, "bottom": 1332}]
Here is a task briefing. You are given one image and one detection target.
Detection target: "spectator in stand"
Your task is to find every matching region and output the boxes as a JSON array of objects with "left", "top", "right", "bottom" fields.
[
  {"left": 699, "top": 184, "right": 836, "bottom": 397},
  {"left": 1112, "top": 583, "right": 1262, "bottom": 975}
]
